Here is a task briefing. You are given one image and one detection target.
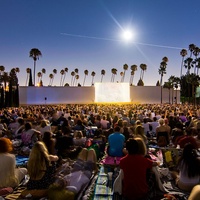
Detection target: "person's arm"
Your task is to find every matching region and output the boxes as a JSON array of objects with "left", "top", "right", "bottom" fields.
[{"left": 49, "top": 155, "right": 59, "bottom": 162}]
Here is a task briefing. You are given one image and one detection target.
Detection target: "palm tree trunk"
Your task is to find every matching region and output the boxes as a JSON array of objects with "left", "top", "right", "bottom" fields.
[
  {"left": 180, "top": 57, "right": 184, "bottom": 77},
  {"left": 169, "top": 89, "right": 171, "bottom": 104},
  {"left": 60, "top": 75, "right": 63, "bottom": 86},
  {"left": 83, "top": 75, "right": 86, "bottom": 86},
  {"left": 34, "top": 60, "right": 36, "bottom": 86},
  {"left": 71, "top": 77, "right": 73, "bottom": 86},
  {"left": 101, "top": 75, "right": 103, "bottom": 83},
  {"left": 111, "top": 74, "right": 113, "bottom": 82},
  {"left": 62, "top": 74, "right": 66, "bottom": 86},
  {"left": 26, "top": 74, "right": 28, "bottom": 86},
  {"left": 51, "top": 78, "right": 54, "bottom": 86}
]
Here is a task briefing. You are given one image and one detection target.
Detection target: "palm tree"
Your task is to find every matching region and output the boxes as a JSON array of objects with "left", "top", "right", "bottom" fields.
[
  {"left": 83, "top": 70, "right": 89, "bottom": 86},
  {"left": 111, "top": 68, "right": 115, "bottom": 82},
  {"left": 130, "top": 65, "right": 137, "bottom": 85},
  {"left": 91, "top": 71, "right": 96, "bottom": 85},
  {"left": 37, "top": 72, "right": 42, "bottom": 85},
  {"left": 52, "top": 69, "right": 57, "bottom": 86},
  {"left": 62, "top": 67, "right": 68, "bottom": 86},
  {"left": 180, "top": 49, "right": 187, "bottom": 77},
  {"left": 25, "top": 68, "right": 30, "bottom": 86},
  {"left": 15, "top": 67, "right": 20, "bottom": 74},
  {"left": 140, "top": 64, "right": 147, "bottom": 81},
  {"left": 120, "top": 72, "right": 124, "bottom": 82},
  {"left": 73, "top": 68, "right": 79, "bottom": 86},
  {"left": 49, "top": 73, "right": 53, "bottom": 86},
  {"left": 111, "top": 68, "right": 117, "bottom": 82},
  {"left": 41, "top": 68, "right": 46, "bottom": 82},
  {"left": 184, "top": 57, "right": 194, "bottom": 74},
  {"left": 75, "top": 75, "right": 79, "bottom": 86},
  {"left": 0, "top": 65, "right": 5, "bottom": 75},
  {"left": 186, "top": 73, "right": 200, "bottom": 105},
  {"left": 189, "top": 44, "right": 196, "bottom": 58},
  {"left": 60, "top": 69, "right": 65, "bottom": 86},
  {"left": 193, "top": 46, "right": 200, "bottom": 74},
  {"left": 195, "top": 58, "right": 200, "bottom": 75},
  {"left": 130, "top": 70, "right": 135, "bottom": 85},
  {"left": 71, "top": 71, "right": 75, "bottom": 86},
  {"left": 100, "top": 69, "right": 105, "bottom": 82},
  {"left": 168, "top": 75, "right": 176, "bottom": 104},
  {"left": 122, "top": 64, "right": 128, "bottom": 82},
  {"left": 158, "top": 58, "right": 168, "bottom": 103},
  {"left": 29, "top": 48, "right": 42, "bottom": 86}
]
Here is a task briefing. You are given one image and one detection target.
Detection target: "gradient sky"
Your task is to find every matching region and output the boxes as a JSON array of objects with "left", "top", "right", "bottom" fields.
[{"left": 1, "top": 0, "right": 200, "bottom": 87}]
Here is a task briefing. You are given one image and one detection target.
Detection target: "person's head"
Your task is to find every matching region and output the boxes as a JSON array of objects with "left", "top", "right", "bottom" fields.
[
  {"left": 117, "top": 119, "right": 123, "bottom": 127},
  {"left": 74, "top": 131, "right": 83, "bottom": 139},
  {"left": 0, "top": 138, "right": 13, "bottom": 153},
  {"left": 135, "top": 137, "right": 147, "bottom": 156},
  {"left": 180, "top": 143, "right": 200, "bottom": 178},
  {"left": 158, "top": 118, "right": 164, "bottom": 126},
  {"left": 43, "top": 131, "right": 52, "bottom": 141},
  {"left": 114, "top": 126, "right": 121, "bottom": 132},
  {"left": 135, "top": 125, "right": 145, "bottom": 136},
  {"left": 40, "top": 120, "right": 48, "bottom": 128},
  {"left": 17, "top": 117, "right": 24, "bottom": 125},
  {"left": 24, "top": 122, "right": 32, "bottom": 131},
  {"left": 126, "top": 138, "right": 139, "bottom": 155},
  {"left": 153, "top": 117, "right": 157, "bottom": 122}
]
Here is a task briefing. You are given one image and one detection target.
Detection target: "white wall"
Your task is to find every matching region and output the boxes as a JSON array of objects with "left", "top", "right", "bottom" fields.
[{"left": 19, "top": 86, "right": 180, "bottom": 105}]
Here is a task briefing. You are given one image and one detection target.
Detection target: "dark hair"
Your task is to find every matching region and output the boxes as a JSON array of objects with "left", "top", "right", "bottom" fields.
[
  {"left": 24, "top": 122, "right": 32, "bottom": 131},
  {"left": 126, "top": 138, "right": 138, "bottom": 155},
  {"left": 178, "top": 143, "right": 200, "bottom": 178},
  {"left": 114, "top": 126, "right": 121, "bottom": 132}
]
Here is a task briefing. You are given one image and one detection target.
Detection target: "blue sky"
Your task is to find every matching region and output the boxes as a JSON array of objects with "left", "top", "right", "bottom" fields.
[{"left": 1, "top": 0, "right": 200, "bottom": 86}]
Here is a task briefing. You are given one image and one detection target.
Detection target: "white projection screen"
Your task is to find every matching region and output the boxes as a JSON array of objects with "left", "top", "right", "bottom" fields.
[{"left": 95, "top": 82, "right": 130, "bottom": 103}]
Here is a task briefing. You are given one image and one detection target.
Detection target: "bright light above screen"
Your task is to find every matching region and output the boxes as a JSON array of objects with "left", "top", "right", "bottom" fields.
[
  {"left": 95, "top": 83, "right": 130, "bottom": 103},
  {"left": 122, "top": 30, "right": 133, "bottom": 41}
]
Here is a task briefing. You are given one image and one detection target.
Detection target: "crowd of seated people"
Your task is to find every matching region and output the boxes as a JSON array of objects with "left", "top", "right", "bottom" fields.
[{"left": 1, "top": 103, "right": 200, "bottom": 199}]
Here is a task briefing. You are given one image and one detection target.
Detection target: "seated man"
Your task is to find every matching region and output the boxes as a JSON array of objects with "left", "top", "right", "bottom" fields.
[{"left": 108, "top": 126, "right": 125, "bottom": 157}]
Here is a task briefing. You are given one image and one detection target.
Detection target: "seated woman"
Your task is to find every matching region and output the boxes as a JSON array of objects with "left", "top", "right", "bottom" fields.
[
  {"left": 156, "top": 118, "right": 170, "bottom": 147},
  {"left": 27, "top": 141, "right": 58, "bottom": 190},
  {"left": 73, "top": 130, "right": 86, "bottom": 147},
  {"left": 134, "top": 125, "right": 148, "bottom": 144},
  {"left": 37, "top": 120, "right": 51, "bottom": 138},
  {"left": 21, "top": 122, "right": 41, "bottom": 147},
  {"left": 119, "top": 138, "right": 158, "bottom": 200},
  {"left": 43, "top": 131, "right": 56, "bottom": 155},
  {"left": 0, "top": 138, "right": 27, "bottom": 188},
  {"left": 172, "top": 143, "right": 200, "bottom": 192}
]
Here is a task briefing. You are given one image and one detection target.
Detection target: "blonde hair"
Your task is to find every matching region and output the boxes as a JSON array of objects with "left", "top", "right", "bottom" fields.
[
  {"left": 135, "top": 137, "right": 147, "bottom": 156},
  {"left": 74, "top": 131, "right": 83, "bottom": 139},
  {"left": 28, "top": 141, "right": 50, "bottom": 180}
]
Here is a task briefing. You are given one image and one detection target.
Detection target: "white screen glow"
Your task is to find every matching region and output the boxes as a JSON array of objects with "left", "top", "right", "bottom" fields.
[{"left": 95, "top": 82, "right": 130, "bottom": 103}]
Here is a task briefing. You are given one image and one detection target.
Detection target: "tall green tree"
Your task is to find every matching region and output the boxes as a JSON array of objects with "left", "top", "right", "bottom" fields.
[
  {"left": 180, "top": 49, "right": 187, "bottom": 77},
  {"left": 83, "top": 70, "right": 89, "bottom": 86},
  {"left": 91, "top": 71, "right": 96, "bottom": 85},
  {"left": 122, "top": 64, "right": 128, "bottom": 82},
  {"left": 101, "top": 69, "right": 105, "bottom": 83},
  {"left": 158, "top": 57, "right": 168, "bottom": 103},
  {"left": 29, "top": 48, "right": 42, "bottom": 86}
]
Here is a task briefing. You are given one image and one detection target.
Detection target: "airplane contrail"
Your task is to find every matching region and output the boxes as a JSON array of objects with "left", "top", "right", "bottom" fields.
[{"left": 60, "top": 32, "right": 184, "bottom": 50}]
